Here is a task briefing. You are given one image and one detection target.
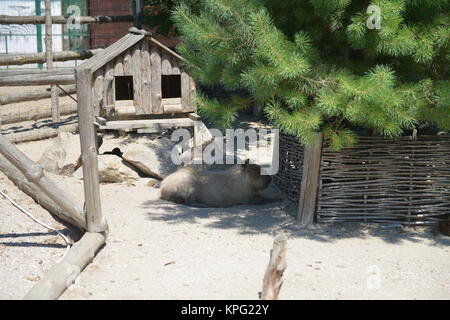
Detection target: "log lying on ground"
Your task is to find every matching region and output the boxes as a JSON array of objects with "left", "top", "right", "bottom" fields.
[
  {"left": 0, "top": 85, "right": 76, "bottom": 106},
  {"left": 0, "top": 15, "right": 134, "bottom": 24},
  {"left": 261, "top": 234, "right": 288, "bottom": 300},
  {"left": 0, "top": 153, "right": 86, "bottom": 230},
  {"left": 0, "top": 50, "right": 102, "bottom": 66},
  {"left": 0, "top": 134, "right": 85, "bottom": 230},
  {"left": 2, "top": 122, "right": 78, "bottom": 144},
  {"left": 0, "top": 70, "right": 75, "bottom": 86},
  {"left": 23, "top": 232, "right": 105, "bottom": 300}
]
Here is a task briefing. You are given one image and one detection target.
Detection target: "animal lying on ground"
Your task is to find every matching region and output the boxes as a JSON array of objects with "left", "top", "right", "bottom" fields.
[{"left": 160, "top": 161, "right": 280, "bottom": 207}]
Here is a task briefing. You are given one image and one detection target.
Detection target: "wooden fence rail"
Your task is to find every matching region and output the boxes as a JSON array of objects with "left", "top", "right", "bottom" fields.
[
  {"left": 23, "top": 232, "right": 105, "bottom": 300},
  {"left": 0, "top": 69, "right": 75, "bottom": 86},
  {"left": 0, "top": 153, "right": 85, "bottom": 230},
  {"left": 2, "top": 122, "right": 78, "bottom": 144},
  {"left": 0, "top": 85, "right": 76, "bottom": 106},
  {"left": 0, "top": 134, "right": 86, "bottom": 229},
  {"left": 0, "top": 49, "right": 102, "bottom": 66},
  {"left": 0, "top": 15, "right": 134, "bottom": 25}
]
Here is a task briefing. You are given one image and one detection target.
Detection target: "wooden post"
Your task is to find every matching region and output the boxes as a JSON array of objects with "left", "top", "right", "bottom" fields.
[
  {"left": 297, "top": 132, "right": 323, "bottom": 225},
  {"left": 261, "top": 234, "right": 287, "bottom": 300},
  {"left": 23, "top": 232, "right": 105, "bottom": 300},
  {"left": 76, "top": 68, "right": 107, "bottom": 234},
  {"left": 0, "top": 135, "right": 86, "bottom": 230},
  {"left": 44, "top": 0, "right": 60, "bottom": 123}
]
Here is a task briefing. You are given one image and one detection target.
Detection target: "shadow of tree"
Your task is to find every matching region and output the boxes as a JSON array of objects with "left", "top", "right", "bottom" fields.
[{"left": 141, "top": 199, "right": 450, "bottom": 246}]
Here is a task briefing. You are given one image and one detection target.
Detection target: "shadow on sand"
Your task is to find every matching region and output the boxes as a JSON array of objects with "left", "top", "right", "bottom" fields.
[{"left": 141, "top": 198, "right": 450, "bottom": 246}]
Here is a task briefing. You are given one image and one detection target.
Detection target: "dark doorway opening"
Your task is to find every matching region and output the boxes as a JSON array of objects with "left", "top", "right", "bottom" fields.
[
  {"left": 162, "top": 75, "right": 181, "bottom": 98},
  {"left": 115, "top": 76, "right": 134, "bottom": 100}
]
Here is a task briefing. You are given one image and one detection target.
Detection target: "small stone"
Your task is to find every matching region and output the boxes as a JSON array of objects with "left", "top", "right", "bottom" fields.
[
  {"left": 96, "top": 155, "right": 139, "bottom": 183},
  {"left": 39, "top": 132, "right": 81, "bottom": 176}
]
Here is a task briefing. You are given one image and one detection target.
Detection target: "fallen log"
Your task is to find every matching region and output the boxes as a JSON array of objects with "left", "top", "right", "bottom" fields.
[
  {"left": 0, "top": 153, "right": 86, "bottom": 231},
  {"left": 0, "top": 49, "right": 102, "bottom": 67},
  {"left": 0, "top": 134, "right": 86, "bottom": 230},
  {"left": 0, "top": 15, "right": 134, "bottom": 25},
  {"left": 23, "top": 232, "right": 105, "bottom": 300},
  {"left": 0, "top": 85, "right": 76, "bottom": 106},
  {"left": 0, "top": 69, "right": 75, "bottom": 86},
  {"left": 261, "top": 233, "right": 288, "bottom": 300}
]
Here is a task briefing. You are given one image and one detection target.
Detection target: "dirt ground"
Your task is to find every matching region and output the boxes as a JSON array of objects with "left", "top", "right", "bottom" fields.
[{"left": 0, "top": 132, "right": 449, "bottom": 300}]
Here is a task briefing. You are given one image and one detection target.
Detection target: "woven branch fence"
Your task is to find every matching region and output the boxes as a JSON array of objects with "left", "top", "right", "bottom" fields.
[{"left": 273, "top": 133, "right": 450, "bottom": 225}]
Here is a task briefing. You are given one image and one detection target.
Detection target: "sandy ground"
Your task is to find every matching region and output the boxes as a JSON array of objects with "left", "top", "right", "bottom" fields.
[
  {"left": 0, "top": 136, "right": 82, "bottom": 300},
  {"left": 0, "top": 133, "right": 449, "bottom": 300}
]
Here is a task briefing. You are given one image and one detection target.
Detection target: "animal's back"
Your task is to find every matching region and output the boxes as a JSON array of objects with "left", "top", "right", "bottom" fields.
[
  {"left": 160, "top": 167, "right": 199, "bottom": 204},
  {"left": 196, "top": 170, "right": 252, "bottom": 207},
  {"left": 160, "top": 163, "right": 273, "bottom": 207}
]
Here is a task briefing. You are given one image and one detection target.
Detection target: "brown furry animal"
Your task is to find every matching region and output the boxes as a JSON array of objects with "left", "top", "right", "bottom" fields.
[{"left": 160, "top": 162, "right": 276, "bottom": 207}]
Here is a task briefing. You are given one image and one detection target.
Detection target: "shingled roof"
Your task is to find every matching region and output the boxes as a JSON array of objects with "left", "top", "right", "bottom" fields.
[{"left": 77, "top": 28, "right": 185, "bottom": 73}]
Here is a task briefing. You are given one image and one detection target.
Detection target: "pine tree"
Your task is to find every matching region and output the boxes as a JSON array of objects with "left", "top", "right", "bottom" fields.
[
  {"left": 141, "top": 1, "right": 203, "bottom": 36},
  {"left": 168, "top": 0, "right": 449, "bottom": 148}
]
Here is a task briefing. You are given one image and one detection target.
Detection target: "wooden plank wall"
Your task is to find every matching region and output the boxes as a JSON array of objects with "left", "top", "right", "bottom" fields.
[{"left": 91, "top": 38, "right": 196, "bottom": 117}]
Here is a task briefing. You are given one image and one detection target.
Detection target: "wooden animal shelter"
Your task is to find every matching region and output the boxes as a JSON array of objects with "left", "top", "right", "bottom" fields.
[{"left": 78, "top": 28, "right": 199, "bottom": 134}]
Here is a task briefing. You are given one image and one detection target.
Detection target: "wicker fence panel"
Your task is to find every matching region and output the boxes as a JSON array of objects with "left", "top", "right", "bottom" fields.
[
  {"left": 316, "top": 136, "right": 450, "bottom": 225},
  {"left": 273, "top": 133, "right": 304, "bottom": 216}
]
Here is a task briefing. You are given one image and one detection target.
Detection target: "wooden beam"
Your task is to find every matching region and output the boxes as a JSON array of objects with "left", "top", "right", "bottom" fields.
[
  {"left": 0, "top": 153, "right": 86, "bottom": 231},
  {"left": 141, "top": 39, "right": 152, "bottom": 114},
  {"left": 23, "top": 232, "right": 105, "bottom": 300},
  {"left": 0, "top": 15, "right": 134, "bottom": 25},
  {"left": 0, "top": 70, "right": 75, "bottom": 86},
  {"left": 0, "top": 49, "right": 102, "bottom": 66},
  {"left": 2, "top": 123, "right": 78, "bottom": 144},
  {"left": 99, "top": 118, "right": 194, "bottom": 130},
  {"left": 297, "top": 132, "right": 323, "bottom": 225},
  {"left": 76, "top": 68, "right": 107, "bottom": 234},
  {"left": 187, "top": 112, "right": 201, "bottom": 121},
  {"left": 161, "top": 53, "right": 172, "bottom": 75},
  {"left": 261, "top": 234, "right": 287, "bottom": 300},
  {"left": 181, "top": 71, "right": 190, "bottom": 111},
  {"left": 0, "top": 85, "right": 76, "bottom": 106},
  {"left": 0, "top": 134, "right": 86, "bottom": 229},
  {"left": 92, "top": 69, "right": 103, "bottom": 116},
  {"left": 44, "top": 0, "right": 59, "bottom": 123},
  {"left": 132, "top": 45, "right": 143, "bottom": 114},
  {"left": 150, "top": 46, "right": 162, "bottom": 113},
  {"left": 189, "top": 76, "right": 197, "bottom": 112},
  {"left": 163, "top": 104, "right": 183, "bottom": 113}
]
